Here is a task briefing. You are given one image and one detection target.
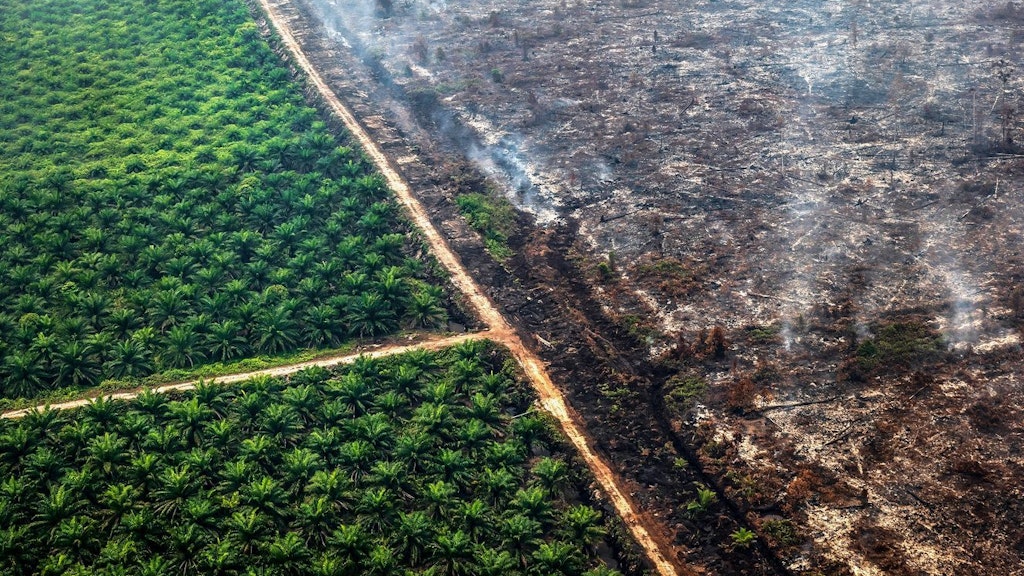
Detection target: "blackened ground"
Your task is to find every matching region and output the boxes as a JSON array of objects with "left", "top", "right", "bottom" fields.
[{"left": 255, "top": 0, "right": 797, "bottom": 573}]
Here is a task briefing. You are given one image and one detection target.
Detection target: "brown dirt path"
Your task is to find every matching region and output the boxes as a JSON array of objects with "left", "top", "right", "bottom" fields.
[
  {"left": 254, "top": 1, "right": 685, "bottom": 574},
  {"left": 1, "top": 333, "right": 479, "bottom": 419}
]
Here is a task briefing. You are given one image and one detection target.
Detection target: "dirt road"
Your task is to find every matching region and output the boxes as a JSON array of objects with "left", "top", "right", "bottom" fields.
[
  {"left": 256, "top": 0, "right": 683, "bottom": 573},
  {"left": 1, "top": 333, "right": 480, "bottom": 419}
]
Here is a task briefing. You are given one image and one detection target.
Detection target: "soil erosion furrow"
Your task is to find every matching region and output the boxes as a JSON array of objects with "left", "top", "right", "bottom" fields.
[
  {"left": 256, "top": 0, "right": 683, "bottom": 574},
  {"left": 1, "top": 333, "right": 481, "bottom": 419}
]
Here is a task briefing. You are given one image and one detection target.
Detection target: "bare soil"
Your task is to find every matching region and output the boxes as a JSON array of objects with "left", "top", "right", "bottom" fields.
[{"left": 257, "top": 0, "right": 1024, "bottom": 574}]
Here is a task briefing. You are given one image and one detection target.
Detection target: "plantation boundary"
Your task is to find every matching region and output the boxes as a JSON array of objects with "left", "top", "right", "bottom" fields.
[{"left": 253, "top": 1, "right": 684, "bottom": 573}]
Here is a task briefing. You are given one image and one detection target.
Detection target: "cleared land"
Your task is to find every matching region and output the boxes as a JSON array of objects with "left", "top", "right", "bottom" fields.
[{"left": 273, "top": 0, "right": 1024, "bottom": 574}]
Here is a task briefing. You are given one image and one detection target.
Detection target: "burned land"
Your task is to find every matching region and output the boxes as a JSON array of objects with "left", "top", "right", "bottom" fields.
[{"left": 270, "top": 0, "right": 1024, "bottom": 573}]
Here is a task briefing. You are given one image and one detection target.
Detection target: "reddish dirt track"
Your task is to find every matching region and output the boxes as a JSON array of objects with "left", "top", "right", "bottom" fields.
[{"left": 254, "top": 0, "right": 684, "bottom": 573}]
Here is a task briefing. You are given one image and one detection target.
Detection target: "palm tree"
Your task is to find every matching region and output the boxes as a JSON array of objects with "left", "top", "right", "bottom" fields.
[
  {"left": 306, "top": 468, "right": 353, "bottom": 509},
  {"left": 374, "top": 390, "right": 407, "bottom": 418},
  {"left": 458, "top": 499, "right": 492, "bottom": 540},
  {"left": 356, "top": 487, "right": 396, "bottom": 534},
  {"left": 143, "top": 424, "right": 186, "bottom": 456},
  {"left": 512, "top": 486, "right": 551, "bottom": 523},
  {"left": 511, "top": 415, "right": 546, "bottom": 451},
  {"left": 167, "top": 523, "right": 204, "bottom": 574},
  {"left": 328, "top": 373, "right": 374, "bottom": 416},
  {"left": 163, "top": 325, "right": 206, "bottom": 369},
  {"left": 479, "top": 371, "right": 511, "bottom": 397},
  {"left": 531, "top": 457, "right": 570, "bottom": 496},
  {"left": 345, "top": 292, "right": 397, "bottom": 338},
  {"left": 218, "top": 458, "right": 256, "bottom": 495},
  {"left": 305, "top": 426, "right": 342, "bottom": 458},
  {"left": 422, "top": 480, "right": 457, "bottom": 521},
  {"left": 302, "top": 304, "right": 341, "bottom": 348},
  {"left": 198, "top": 539, "right": 241, "bottom": 574},
  {"left": 107, "top": 339, "right": 154, "bottom": 379},
  {"left": 56, "top": 340, "right": 100, "bottom": 388},
  {"left": 387, "top": 364, "right": 423, "bottom": 400},
  {"left": 76, "top": 291, "right": 111, "bottom": 330},
  {"left": 474, "top": 547, "right": 517, "bottom": 576},
  {"left": 22, "top": 405, "right": 65, "bottom": 443},
  {"left": 257, "top": 305, "right": 298, "bottom": 355},
  {"left": 266, "top": 531, "right": 309, "bottom": 574},
  {"left": 137, "top": 555, "right": 175, "bottom": 576},
  {"left": 25, "top": 447, "right": 64, "bottom": 485},
  {"left": 239, "top": 435, "right": 276, "bottom": 470},
  {"left": 34, "top": 552, "right": 75, "bottom": 576},
  {"left": 374, "top": 266, "right": 409, "bottom": 304},
  {"left": 50, "top": 515, "right": 100, "bottom": 561},
  {"left": 469, "top": 393, "right": 502, "bottom": 429},
  {"left": 433, "top": 449, "right": 471, "bottom": 488},
  {"left": 34, "top": 484, "right": 84, "bottom": 537},
  {"left": 559, "top": 505, "right": 606, "bottom": 549},
  {"left": 294, "top": 496, "right": 335, "bottom": 547},
  {"left": 282, "top": 447, "right": 323, "bottom": 490},
  {"left": 192, "top": 380, "right": 233, "bottom": 418},
  {"left": 98, "top": 483, "right": 137, "bottom": 530},
  {"left": 412, "top": 403, "right": 453, "bottom": 436},
  {"left": 500, "top": 514, "right": 542, "bottom": 568},
  {"left": 242, "top": 476, "right": 288, "bottom": 520},
  {"left": 149, "top": 287, "right": 191, "bottom": 332},
  {"left": 1, "top": 351, "right": 45, "bottom": 398},
  {"left": 115, "top": 412, "right": 152, "bottom": 446},
  {"left": 371, "top": 233, "right": 405, "bottom": 264},
  {"left": 58, "top": 419, "right": 98, "bottom": 453},
  {"left": 327, "top": 524, "right": 368, "bottom": 569},
  {"left": 404, "top": 289, "right": 448, "bottom": 329},
  {"left": 394, "top": 430, "right": 433, "bottom": 474},
  {"left": 448, "top": 359, "right": 482, "bottom": 393},
  {"left": 365, "top": 544, "right": 399, "bottom": 576},
  {"left": 456, "top": 419, "right": 491, "bottom": 453},
  {"left": 227, "top": 508, "right": 271, "bottom": 555},
  {"left": 87, "top": 431, "right": 129, "bottom": 476},
  {"left": 206, "top": 320, "right": 246, "bottom": 362},
  {"left": 391, "top": 510, "right": 432, "bottom": 567},
  {"left": 532, "top": 541, "right": 584, "bottom": 576},
  {"left": 260, "top": 403, "right": 302, "bottom": 446},
  {"left": 152, "top": 465, "right": 197, "bottom": 520},
  {"left": 355, "top": 412, "right": 393, "bottom": 450},
  {"left": 82, "top": 395, "right": 122, "bottom": 427},
  {"left": 98, "top": 536, "right": 140, "bottom": 569},
  {"left": 0, "top": 426, "right": 34, "bottom": 470},
  {"left": 338, "top": 440, "right": 375, "bottom": 483},
  {"left": 128, "top": 453, "right": 161, "bottom": 495},
  {"left": 109, "top": 307, "right": 140, "bottom": 339},
  {"left": 134, "top": 389, "right": 169, "bottom": 417},
  {"left": 369, "top": 459, "right": 411, "bottom": 499},
  {"left": 341, "top": 271, "right": 369, "bottom": 296},
  {"left": 429, "top": 528, "right": 473, "bottom": 576}
]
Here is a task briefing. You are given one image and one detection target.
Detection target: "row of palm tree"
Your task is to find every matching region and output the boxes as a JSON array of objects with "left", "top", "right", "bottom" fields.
[
  {"left": 0, "top": 342, "right": 623, "bottom": 576},
  {"left": 0, "top": 0, "right": 451, "bottom": 399}
]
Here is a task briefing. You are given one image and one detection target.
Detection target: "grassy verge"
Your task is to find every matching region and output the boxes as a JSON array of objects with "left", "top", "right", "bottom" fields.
[{"left": 456, "top": 192, "right": 517, "bottom": 261}]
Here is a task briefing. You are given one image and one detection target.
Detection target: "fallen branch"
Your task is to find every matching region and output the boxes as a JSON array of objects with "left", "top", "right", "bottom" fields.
[
  {"left": 823, "top": 414, "right": 870, "bottom": 447},
  {"left": 747, "top": 291, "right": 804, "bottom": 305},
  {"left": 759, "top": 395, "right": 842, "bottom": 412}
]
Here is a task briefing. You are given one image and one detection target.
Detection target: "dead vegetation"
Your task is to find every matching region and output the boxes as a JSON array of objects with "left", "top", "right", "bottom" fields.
[{"left": 282, "top": 0, "right": 1024, "bottom": 574}]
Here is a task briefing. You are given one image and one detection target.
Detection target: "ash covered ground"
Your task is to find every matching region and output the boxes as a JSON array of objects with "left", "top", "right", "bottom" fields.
[{"left": 297, "top": 0, "right": 1024, "bottom": 573}]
